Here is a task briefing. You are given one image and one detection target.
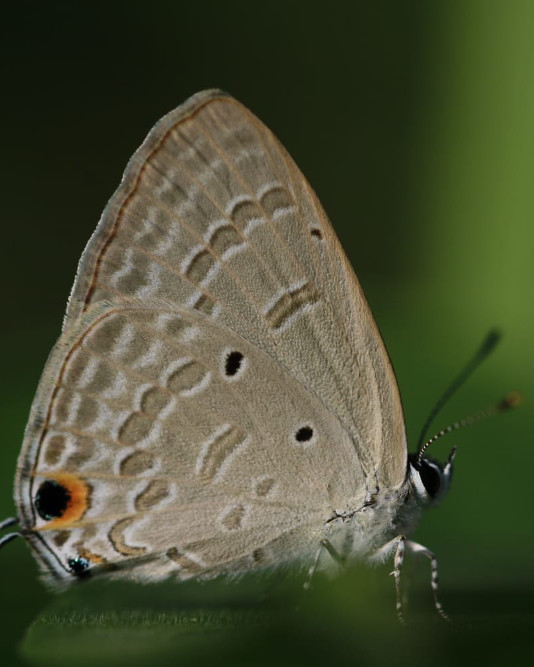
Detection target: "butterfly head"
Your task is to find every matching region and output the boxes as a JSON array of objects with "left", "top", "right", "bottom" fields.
[{"left": 408, "top": 447, "right": 456, "bottom": 507}]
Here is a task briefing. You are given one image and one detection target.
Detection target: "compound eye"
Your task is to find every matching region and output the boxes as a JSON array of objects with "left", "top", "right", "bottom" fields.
[{"left": 419, "top": 461, "right": 441, "bottom": 497}]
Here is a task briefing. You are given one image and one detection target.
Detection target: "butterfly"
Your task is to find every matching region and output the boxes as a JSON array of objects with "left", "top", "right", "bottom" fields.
[{"left": 2, "top": 89, "right": 493, "bottom": 622}]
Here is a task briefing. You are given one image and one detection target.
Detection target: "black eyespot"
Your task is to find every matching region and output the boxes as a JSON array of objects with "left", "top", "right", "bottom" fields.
[
  {"left": 225, "top": 351, "right": 244, "bottom": 377},
  {"left": 68, "top": 556, "right": 91, "bottom": 578},
  {"left": 295, "top": 426, "right": 314, "bottom": 442},
  {"left": 35, "top": 480, "right": 71, "bottom": 521},
  {"left": 419, "top": 461, "right": 441, "bottom": 497},
  {"left": 310, "top": 228, "right": 323, "bottom": 239}
]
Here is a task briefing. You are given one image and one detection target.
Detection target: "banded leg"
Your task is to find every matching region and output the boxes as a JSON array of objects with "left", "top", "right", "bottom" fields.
[
  {"left": 407, "top": 540, "right": 450, "bottom": 622},
  {"left": 0, "top": 532, "right": 21, "bottom": 549},
  {"left": 393, "top": 537, "right": 407, "bottom": 623},
  {"left": 304, "top": 538, "right": 346, "bottom": 590},
  {"left": 374, "top": 535, "right": 407, "bottom": 623},
  {"left": 0, "top": 517, "right": 18, "bottom": 531},
  {"left": 0, "top": 517, "right": 21, "bottom": 550}
]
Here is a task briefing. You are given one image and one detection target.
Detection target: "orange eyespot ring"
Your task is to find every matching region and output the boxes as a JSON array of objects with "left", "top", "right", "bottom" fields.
[
  {"left": 77, "top": 547, "right": 105, "bottom": 565},
  {"left": 35, "top": 473, "right": 90, "bottom": 529}
]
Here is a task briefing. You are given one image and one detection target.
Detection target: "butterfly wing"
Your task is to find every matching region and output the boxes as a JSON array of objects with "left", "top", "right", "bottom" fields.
[
  {"left": 16, "top": 303, "right": 365, "bottom": 582},
  {"left": 64, "top": 90, "right": 407, "bottom": 493}
]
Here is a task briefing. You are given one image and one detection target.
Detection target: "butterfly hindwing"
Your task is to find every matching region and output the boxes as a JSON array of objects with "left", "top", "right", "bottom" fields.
[{"left": 17, "top": 303, "right": 365, "bottom": 581}]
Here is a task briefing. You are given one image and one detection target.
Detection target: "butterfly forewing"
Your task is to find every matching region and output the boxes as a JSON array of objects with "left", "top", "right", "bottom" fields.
[{"left": 66, "top": 90, "right": 405, "bottom": 489}]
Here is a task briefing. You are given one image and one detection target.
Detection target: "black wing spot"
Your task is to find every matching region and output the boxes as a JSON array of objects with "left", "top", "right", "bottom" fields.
[
  {"left": 310, "top": 228, "right": 323, "bottom": 239},
  {"left": 295, "top": 426, "right": 314, "bottom": 442},
  {"left": 225, "top": 351, "right": 244, "bottom": 377},
  {"left": 35, "top": 480, "right": 71, "bottom": 521}
]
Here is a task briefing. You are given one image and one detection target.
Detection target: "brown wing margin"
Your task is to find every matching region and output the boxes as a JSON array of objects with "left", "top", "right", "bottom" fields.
[{"left": 64, "top": 89, "right": 232, "bottom": 327}]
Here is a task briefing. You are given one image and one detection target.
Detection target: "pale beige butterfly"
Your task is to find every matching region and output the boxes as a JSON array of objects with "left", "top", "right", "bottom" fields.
[{"left": 2, "top": 90, "right": 469, "bottom": 621}]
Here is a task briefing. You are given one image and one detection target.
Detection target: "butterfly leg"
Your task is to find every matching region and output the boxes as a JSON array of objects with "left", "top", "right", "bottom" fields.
[
  {"left": 373, "top": 535, "right": 407, "bottom": 623},
  {"left": 391, "top": 536, "right": 407, "bottom": 624},
  {"left": 304, "top": 538, "right": 346, "bottom": 590},
  {"left": 0, "top": 517, "right": 18, "bottom": 531},
  {"left": 0, "top": 517, "right": 21, "bottom": 550},
  {"left": 0, "top": 532, "right": 21, "bottom": 549},
  {"left": 406, "top": 540, "right": 450, "bottom": 622}
]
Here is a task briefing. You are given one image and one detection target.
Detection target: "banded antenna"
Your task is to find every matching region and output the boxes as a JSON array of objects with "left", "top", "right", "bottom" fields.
[{"left": 415, "top": 329, "right": 502, "bottom": 455}]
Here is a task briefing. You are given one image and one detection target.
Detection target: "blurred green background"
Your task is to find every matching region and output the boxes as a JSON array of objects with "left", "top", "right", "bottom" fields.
[{"left": 1, "top": 1, "right": 533, "bottom": 665}]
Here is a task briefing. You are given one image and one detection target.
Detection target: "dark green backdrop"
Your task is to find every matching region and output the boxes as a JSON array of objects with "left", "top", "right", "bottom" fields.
[{"left": 1, "top": 2, "right": 532, "bottom": 666}]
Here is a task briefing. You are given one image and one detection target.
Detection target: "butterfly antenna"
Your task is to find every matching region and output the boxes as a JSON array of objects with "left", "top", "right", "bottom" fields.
[
  {"left": 415, "top": 329, "right": 503, "bottom": 454},
  {"left": 0, "top": 517, "right": 22, "bottom": 550},
  {"left": 416, "top": 392, "right": 521, "bottom": 467}
]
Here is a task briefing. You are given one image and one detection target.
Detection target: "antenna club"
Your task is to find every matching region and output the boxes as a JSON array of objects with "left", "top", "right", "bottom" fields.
[
  {"left": 484, "top": 329, "right": 503, "bottom": 348},
  {"left": 498, "top": 391, "right": 522, "bottom": 411}
]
